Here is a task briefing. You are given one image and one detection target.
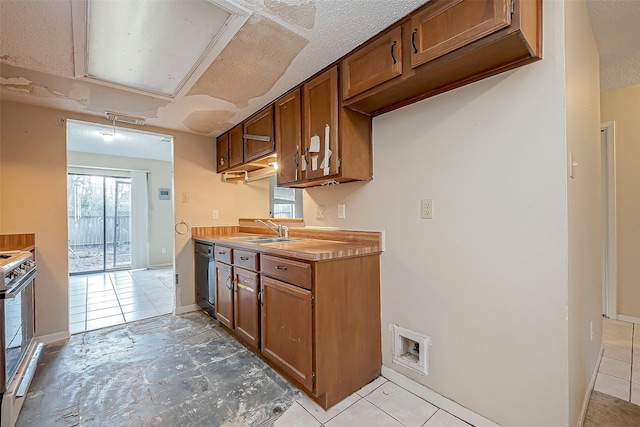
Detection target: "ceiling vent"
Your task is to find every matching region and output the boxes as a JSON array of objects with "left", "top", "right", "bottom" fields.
[{"left": 105, "top": 112, "right": 146, "bottom": 126}]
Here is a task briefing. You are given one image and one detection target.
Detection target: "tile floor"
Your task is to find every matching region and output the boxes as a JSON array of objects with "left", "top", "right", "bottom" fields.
[
  {"left": 595, "top": 317, "right": 640, "bottom": 404},
  {"left": 275, "top": 376, "right": 472, "bottom": 427},
  {"left": 68, "top": 268, "right": 174, "bottom": 334}
]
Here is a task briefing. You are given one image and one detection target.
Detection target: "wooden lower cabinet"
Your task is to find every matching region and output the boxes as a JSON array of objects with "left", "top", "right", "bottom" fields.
[
  {"left": 214, "top": 261, "right": 233, "bottom": 329},
  {"left": 261, "top": 253, "right": 381, "bottom": 409},
  {"left": 234, "top": 267, "right": 260, "bottom": 349},
  {"left": 261, "top": 276, "right": 313, "bottom": 390}
]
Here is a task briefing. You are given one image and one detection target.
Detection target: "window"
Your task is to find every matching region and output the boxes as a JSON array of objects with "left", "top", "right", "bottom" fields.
[{"left": 269, "top": 176, "right": 303, "bottom": 218}]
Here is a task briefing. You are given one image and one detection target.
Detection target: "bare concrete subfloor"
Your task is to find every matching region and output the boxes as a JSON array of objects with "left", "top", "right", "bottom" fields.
[
  {"left": 584, "top": 391, "right": 640, "bottom": 427},
  {"left": 17, "top": 312, "right": 300, "bottom": 426}
]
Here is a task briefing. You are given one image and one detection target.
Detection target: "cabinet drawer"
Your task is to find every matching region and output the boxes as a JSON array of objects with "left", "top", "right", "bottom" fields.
[
  {"left": 234, "top": 249, "right": 258, "bottom": 271},
  {"left": 215, "top": 245, "right": 233, "bottom": 264},
  {"left": 261, "top": 255, "right": 312, "bottom": 290}
]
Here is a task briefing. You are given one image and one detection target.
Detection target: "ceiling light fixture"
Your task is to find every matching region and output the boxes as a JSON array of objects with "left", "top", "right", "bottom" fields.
[{"left": 104, "top": 111, "right": 146, "bottom": 126}]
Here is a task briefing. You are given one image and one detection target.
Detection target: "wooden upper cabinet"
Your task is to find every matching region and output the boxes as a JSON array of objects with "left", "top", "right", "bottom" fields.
[
  {"left": 410, "top": 0, "right": 511, "bottom": 68},
  {"left": 228, "top": 124, "right": 244, "bottom": 168},
  {"left": 216, "top": 133, "right": 229, "bottom": 173},
  {"left": 244, "top": 106, "right": 275, "bottom": 163},
  {"left": 303, "top": 67, "right": 339, "bottom": 181},
  {"left": 275, "top": 89, "right": 302, "bottom": 185},
  {"left": 342, "top": 26, "right": 403, "bottom": 100}
]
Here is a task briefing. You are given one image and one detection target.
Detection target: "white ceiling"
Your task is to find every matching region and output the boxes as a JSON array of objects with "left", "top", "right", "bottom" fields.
[
  {"left": 1, "top": 0, "right": 639, "bottom": 139},
  {"left": 67, "top": 119, "right": 173, "bottom": 162},
  {"left": 586, "top": 0, "right": 640, "bottom": 93}
]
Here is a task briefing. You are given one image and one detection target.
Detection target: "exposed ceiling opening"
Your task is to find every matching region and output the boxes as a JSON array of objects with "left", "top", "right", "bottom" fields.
[
  {"left": 67, "top": 119, "right": 173, "bottom": 162},
  {"left": 71, "top": 0, "right": 251, "bottom": 99}
]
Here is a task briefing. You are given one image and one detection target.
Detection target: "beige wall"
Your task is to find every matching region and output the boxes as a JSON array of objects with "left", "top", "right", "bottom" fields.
[
  {"left": 67, "top": 152, "right": 174, "bottom": 267},
  {"left": 302, "top": 2, "right": 570, "bottom": 426},
  {"left": 0, "top": 101, "right": 269, "bottom": 337},
  {"left": 601, "top": 85, "right": 640, "bottom": 318},
  {"left": 565, "top": 1, "right": 604, "bottom": 425}
]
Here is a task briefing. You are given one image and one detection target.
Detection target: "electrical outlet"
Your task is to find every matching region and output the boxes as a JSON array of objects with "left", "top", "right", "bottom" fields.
[
  {"left": 316, "top": 205, "right": 325, "bottom": 219},
  {"left": 337, "top": 204, "right": 346, "bottom": 219},
  {"left": 212, "top": 210, "right": 219, "bottom": 220},
  {"left": 182, "top": 192, "right": 190, "bottom": 203},
  {"left": 421, "top": 199, "right": 433, "bottom": 219}
]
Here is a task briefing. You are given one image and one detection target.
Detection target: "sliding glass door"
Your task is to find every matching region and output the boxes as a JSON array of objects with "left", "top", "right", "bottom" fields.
[{"left": 67, "top": 174, "right": 132, "bottom": 274}]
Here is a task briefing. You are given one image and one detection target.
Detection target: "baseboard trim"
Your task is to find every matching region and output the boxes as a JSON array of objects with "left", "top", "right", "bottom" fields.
[
  {"left": 577, "top": 344, "right": 604, "bottom": 427},
  {"left": 617, "top": 314, "right": 640, "bottom": 324},
  {"left": 148, "top": 263, "right": 173, "bottom": 269},
  {"left": 35, "top": 331, "right": 70, "bottom": 345},
  {"left": 175, "top": 304, "right": 199, "bottom": 315},
  {"left": 381, "top": 366, "right": 500, "bottom": 427}
]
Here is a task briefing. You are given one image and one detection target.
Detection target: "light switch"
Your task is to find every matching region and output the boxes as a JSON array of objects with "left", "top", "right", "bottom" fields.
[
  {"left": 182, "top": 192, "right": 190, "bottom": 203},
  {"left": 569, "top": 152, "right": 577, "bottom": 179},
  {"left": 316, "top": 205, "right": 325, "bottom": 219},
  {"left": 337, "top": 204, "right": 346, "bottom": 219}
]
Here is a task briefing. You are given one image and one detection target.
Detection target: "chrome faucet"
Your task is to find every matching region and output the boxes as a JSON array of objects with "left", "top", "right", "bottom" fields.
[{"left": 255, "top": 219, "right": 288, "bottom": 238}]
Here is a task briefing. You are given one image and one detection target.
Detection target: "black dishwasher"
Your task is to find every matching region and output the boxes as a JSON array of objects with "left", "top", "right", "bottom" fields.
[{"left": 195, "top": 241, "right": 215, "bottom": 318}]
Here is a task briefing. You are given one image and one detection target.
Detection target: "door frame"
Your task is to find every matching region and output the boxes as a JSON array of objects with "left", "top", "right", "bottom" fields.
[{"left": 601, "top": 121, "right": 618, "bottom": 319}]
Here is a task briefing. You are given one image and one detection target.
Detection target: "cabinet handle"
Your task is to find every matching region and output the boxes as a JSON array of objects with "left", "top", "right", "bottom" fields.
[
  {"left": 240, "top": 256, "right": 249, "bottom": 261},
  {"left": 226, "top": 276, "right": 232, "bottom": 290},
  {"left": 391, "top": 40, "right": 397, "bottom": 64},
  {"left": 411, "top": 28, "right": 418, "bottom": 54},
  {"left": 275, "top": 266, "right": 288, "bottom": 271},
  {"left": 218, "top": 251, "right": 226, "bottom": 255},
  {"left": 293, "top": 151, "right": 299, "bottom": 167},
  {"left": 258, "top": 290, "right": 263, "bottom": 306}
]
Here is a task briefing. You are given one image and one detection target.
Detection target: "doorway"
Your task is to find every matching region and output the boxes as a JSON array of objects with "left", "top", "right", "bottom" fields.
[
  {"left": 68, "top": 174, "right": 132, "bottom": 274},
  {"left": 601, "top": 121, "right": 617, "bottom": 319},
  {"left": 66, "top": 119, "right": 175, "bottom": 334}
]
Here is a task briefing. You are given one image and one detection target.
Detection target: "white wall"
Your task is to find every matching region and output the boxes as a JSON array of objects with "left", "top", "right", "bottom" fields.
[
  {"left": 302, "top": 2, "right": 570, "bottom": 425},
  {"left": 67, "top": 152, "right": 174, "bottom": 267},
  {"left": 0, "top": 101, "right": 269, "bottom": 336},
  {"left": 564, "top": 1, "right": 603, "bottom": 425}
]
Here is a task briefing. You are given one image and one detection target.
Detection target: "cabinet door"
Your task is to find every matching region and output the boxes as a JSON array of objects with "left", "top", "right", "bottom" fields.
[
  {"left": 410, "top": 0, "right": 511, "bottom": 69},
  {"left": 234, "top": 267, "right": 260, "bottom": 349},
  {"left": 214, "top": 262, "right": 234, "bottom": 329},
  {"left": 261, "top": 276, "right": 313, "bottom": 391},
  {"left": 228, "top": 124, "right": 244, "bottom": 168},
  {"left": 342, "top": 26, "right": 403, "bottom": 100},
  {"left": 244, "top": 106, "right": 275, "bottom": 163},
  {"left": 275, "top": 89, "right": 302, "bottom": 185},
  {"left": 216, "top": 133, "right": 229, "bottom": 173},
  {"left": 303, "top": 67, "right": 339, "bottom": 181}
]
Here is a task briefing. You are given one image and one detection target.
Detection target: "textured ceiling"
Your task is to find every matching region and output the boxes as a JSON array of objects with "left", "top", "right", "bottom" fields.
[
  {"left": 0, "top": 0, "right": 428, "bottom": 136},
  {"left": 2, "top": 0, "right": 638, "bottom": 138},
  {"left": 586, "top": 0, "right": 640, "bottom": 93}
]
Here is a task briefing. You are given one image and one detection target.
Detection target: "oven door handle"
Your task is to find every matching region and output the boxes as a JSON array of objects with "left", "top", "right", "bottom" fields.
[{"left": 3, "top": 269, "right": 39, "bottom": 299}]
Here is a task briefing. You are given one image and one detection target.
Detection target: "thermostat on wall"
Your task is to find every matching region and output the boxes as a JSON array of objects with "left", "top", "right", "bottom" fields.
[{"left": 159, "top": 188, "right": 171, "bottom": 200}]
